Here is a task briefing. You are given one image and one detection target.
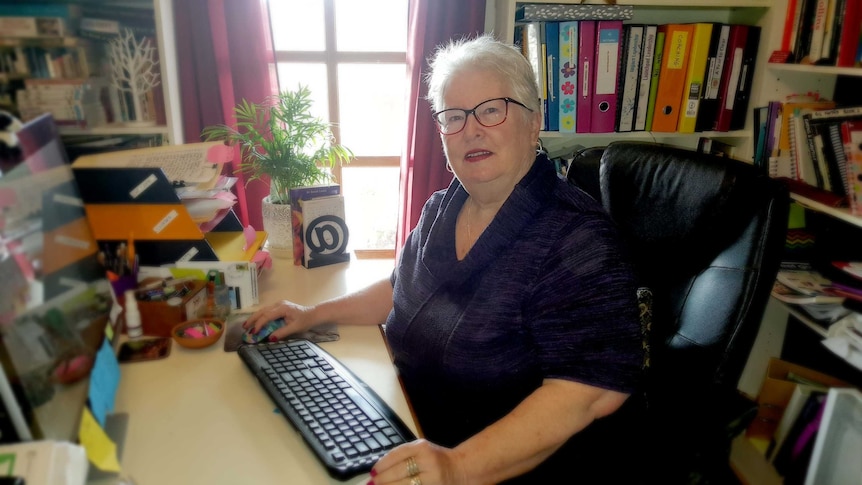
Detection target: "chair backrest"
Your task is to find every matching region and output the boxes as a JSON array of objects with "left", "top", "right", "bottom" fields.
[
  {"left": 569, "top": 141, "right": 788, "bottom": 395},
  {"left": 568, "top": 142, "right": 789, "bottom": 482}
]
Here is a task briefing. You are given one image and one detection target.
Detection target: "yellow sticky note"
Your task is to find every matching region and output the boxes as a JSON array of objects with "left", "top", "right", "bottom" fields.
[{"left": 78, "top": 406, "right": 122, "bottom": 472}]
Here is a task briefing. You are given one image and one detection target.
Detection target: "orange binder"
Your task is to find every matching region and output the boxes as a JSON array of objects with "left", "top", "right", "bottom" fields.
[
  {"left": 677, "top": 23, "right": 713, "bottom": 133},
  {"left": 650, "top": 24, "right": 695, "bottom": 132}
]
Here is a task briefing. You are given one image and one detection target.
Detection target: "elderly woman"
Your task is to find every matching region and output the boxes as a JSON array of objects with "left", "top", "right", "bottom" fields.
[{"left": 245, "top": 34, "right": 644, "bottom": 484}]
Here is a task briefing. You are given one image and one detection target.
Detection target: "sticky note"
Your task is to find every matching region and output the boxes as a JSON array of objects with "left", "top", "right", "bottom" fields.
[{"left": 78, "top": 406, "right": 122, "bottom": 472}]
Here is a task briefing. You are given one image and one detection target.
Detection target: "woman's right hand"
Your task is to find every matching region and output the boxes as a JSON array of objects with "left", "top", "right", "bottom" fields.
[{"left": 241, "top": 300, "right": 316, "bottom": 341}]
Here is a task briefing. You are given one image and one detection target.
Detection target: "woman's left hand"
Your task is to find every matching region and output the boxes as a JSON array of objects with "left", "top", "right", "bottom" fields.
[{"left": 368, "top": 439, "right": 468, "bottom": 485}]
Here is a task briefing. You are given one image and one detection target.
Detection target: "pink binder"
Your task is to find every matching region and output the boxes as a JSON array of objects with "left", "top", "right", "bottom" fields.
[
  {"left": 591, "top": 20, "right": 623, "bottom": 133},
  {"left": 576, "top": 20, "right": 596, "bottom": 133}
]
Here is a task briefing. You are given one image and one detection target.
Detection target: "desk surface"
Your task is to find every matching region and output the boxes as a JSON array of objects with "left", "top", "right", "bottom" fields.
[{"left": 110, "top": 257, "right": 415, "bottom": 485}]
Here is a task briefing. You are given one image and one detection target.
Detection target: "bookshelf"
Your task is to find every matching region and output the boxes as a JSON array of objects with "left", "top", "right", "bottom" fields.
[
  {"left": 0, "top": 0, "right": 182, "bottom": 145},
  {"left": 487, "top": 1, "right": 862, "bottom": 481},
  {"left": 484, "top": 0, "right": 771, "bottom": 156}
]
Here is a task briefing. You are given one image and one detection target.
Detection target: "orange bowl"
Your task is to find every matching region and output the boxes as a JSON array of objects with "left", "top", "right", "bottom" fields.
[{"left": 171, "top": 319, "right": 225, "bottom": 349}]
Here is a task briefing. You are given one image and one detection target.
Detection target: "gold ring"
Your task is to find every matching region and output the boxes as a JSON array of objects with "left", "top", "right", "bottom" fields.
[
  {"left": 406, "top": 456, "right": 419, "bottom": 477},
  {"left": 410, "top": 477, "right": 422, "bottom": 485}
]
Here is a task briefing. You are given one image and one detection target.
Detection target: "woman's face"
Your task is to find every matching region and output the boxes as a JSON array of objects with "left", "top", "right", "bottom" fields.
[{"left": 439, "top": 68, "right": 541, "bottom": 196}]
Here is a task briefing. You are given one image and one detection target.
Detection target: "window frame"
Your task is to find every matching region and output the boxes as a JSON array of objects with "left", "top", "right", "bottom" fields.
[{"left": 270, "top": 0, "right": 404, "bottom": 259}]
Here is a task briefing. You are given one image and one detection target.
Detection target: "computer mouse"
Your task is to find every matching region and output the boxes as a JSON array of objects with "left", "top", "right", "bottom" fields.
[{"left": 242, "top": 318, "right": 286, "bottom": 344}]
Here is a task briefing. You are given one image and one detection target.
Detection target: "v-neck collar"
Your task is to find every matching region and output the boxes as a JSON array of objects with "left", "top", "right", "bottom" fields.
[{"left": 420, "top": 154, "right": 558, "bottom": 282}]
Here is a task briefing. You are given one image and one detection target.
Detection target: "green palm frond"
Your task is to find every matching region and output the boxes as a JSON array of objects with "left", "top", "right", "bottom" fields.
[{"left": 200, "top": 85, "right": 353, "bottom": 204}]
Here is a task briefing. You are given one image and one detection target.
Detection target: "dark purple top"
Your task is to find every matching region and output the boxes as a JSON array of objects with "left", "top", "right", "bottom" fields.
[{"left": 384, "top": 156, "right": 644, "bottom": 482}]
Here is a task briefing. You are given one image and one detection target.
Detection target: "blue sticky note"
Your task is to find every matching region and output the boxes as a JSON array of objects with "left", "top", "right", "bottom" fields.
[{"left": 88, "top": 338, "right": 120, "bottom": 427}]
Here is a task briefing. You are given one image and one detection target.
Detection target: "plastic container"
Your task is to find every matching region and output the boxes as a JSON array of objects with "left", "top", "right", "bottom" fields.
[{"left": 124, "top": 289, "right": 143, "bottom": 338}]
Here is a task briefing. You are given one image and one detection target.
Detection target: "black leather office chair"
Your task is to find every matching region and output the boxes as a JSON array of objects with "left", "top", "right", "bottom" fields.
[{"left": 567, "top": 141, "right": 789, "bottom": 484}]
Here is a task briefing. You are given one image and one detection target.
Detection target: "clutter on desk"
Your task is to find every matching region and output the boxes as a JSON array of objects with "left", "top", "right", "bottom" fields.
[
  {"left": 120, "top": 278, "right": 207, "bottom": 338},
  {"left": 171, "top": 318, "right": 224, "bottom": 349},
  {"left": 71, "top": 142, "right": 268, "bottom": 267},
  {"left": 0, "top": 440, "right": 89, "bottom": 485}
]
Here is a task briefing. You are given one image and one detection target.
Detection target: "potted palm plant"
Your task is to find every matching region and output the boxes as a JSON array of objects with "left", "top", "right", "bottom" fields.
[{"left": 201, "top": 85, "right": 352, "bottom": 257}]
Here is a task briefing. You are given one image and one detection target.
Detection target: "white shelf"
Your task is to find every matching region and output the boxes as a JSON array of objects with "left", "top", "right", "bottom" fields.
[
  {"left": 539, "top": 129, "right": 750, "bottom": 139},
  {"left": 59, "top": 124, "right": 170, "bottom": 137},
  {"left": 790, "top": 193, "right": 862, "bottom": 229},
  {"left": 767, "top": 63, "right": 862, "bottom": 78},
  {"left": 776, "top": 300, "right": 830, "bottom": 338}
]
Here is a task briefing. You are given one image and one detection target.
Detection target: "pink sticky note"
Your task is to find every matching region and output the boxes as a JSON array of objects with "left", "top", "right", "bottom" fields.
[
  {"left": 242, "top": 225, "right": 256, "bottom": 251},
  {"left": 206, "top": 144, "right": 234, "bottom": 164}
]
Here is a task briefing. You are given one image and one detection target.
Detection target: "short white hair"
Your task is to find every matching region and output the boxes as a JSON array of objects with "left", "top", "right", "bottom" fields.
[{"left": 425, "top": 34, "right": 540, "bottom": 115}]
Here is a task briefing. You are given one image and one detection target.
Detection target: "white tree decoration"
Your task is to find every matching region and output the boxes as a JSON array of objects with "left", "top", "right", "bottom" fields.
[{"left": 108, "top": 28, "right": 160, "bottom": 125}]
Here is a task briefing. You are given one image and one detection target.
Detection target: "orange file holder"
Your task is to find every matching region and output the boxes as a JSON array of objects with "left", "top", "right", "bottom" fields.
[
  {"left": 72, "top": 166, "right": 266, "bottom": 266},
  {"left": 651, "top": 24, "right": 695, "bottom": 133}
]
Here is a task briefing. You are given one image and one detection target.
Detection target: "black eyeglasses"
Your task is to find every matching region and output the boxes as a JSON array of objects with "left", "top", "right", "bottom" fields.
[{"left": 431, "top": 97, "right": 533, "bottom": 135}]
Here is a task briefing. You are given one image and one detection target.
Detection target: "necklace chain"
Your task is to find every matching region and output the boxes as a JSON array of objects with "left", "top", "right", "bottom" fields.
[{"left": 466, "top": 199, "right": 473, "bottom": 243}]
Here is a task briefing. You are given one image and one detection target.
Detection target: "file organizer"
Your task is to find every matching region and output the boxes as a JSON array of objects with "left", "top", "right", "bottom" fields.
[{"left": 72, "top": 167, "right": 266, "bottom": 266}]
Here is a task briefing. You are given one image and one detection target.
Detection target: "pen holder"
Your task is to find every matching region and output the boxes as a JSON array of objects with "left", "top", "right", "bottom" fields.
[{"left": 109, "top": 274, "right": 138, "bottom": 300}]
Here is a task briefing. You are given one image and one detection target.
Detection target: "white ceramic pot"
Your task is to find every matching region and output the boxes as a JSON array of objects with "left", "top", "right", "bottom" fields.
[{"left": 261, "top": 195, "right": 294, "bottom": 259}]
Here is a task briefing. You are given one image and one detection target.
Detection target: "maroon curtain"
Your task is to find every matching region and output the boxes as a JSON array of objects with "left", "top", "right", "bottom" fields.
[
  {"left": 396, "top": 0, "right": 486, "bottom": 251},
  {"left": 173, "top": 0, "right": 277, "bottom": 230}
]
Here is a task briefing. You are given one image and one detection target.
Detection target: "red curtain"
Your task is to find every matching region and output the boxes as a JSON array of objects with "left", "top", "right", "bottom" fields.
[
  {"left": 397, "top": 0, "right": 486, "bottom": 251},
  {"left": 173, "top": 0, "right": 277, "bottom": 230}
]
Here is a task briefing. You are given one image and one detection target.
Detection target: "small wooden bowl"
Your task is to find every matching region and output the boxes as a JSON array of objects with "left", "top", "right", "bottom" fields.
[{"left": 171, "top": 319, "right": 224, "bottom": 349}]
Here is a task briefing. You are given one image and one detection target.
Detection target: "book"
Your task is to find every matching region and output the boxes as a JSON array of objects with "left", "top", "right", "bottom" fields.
[
  {"left": 558, "top": 21, "right": 579, "bottom": 133},
  {"left": 836, "top": 0, "right": 862, "bottom": 66},
  {"left": 523, "top": 22, "right": 546, "bottom": 131},
  {"left": 576, "top": 20, "right": 596, "bottom": 133},
  {"left": 677, "top": 23, "right": 714, "bottom": 133},
  {"left": 807, "top": 0, "right": 830, "bottom": 63},
  {"left": 288, "top": 184, "right": 341, "bottom": 266},
  {"left": 545, "top": 21, "right": 560, "bottom": 132},
  {"left": 299, "top": 195, "right": 351, "bottom": 269},
  {"left": 651, "top": 23, "right": 695, "bottom": 132},
  {"left": 805, "top": 106, "right": 862, "bottom": 196},
  {"left": 0, "top": 4, "right": 82, "bottom": 18},
  {"left": 786, "top": 107, "right": 815, "bottom": 186},
  {"left": 753, "top": 105, "right": 770, "bottom": 168},
  {"left": 819, "top": 0, "right": 841, "bottom": 63},
  {"left": 616, "top": 24, "right": 644, "bottom": 133},
  {"left": 633, "top": 25, "right": 657, "bottom": 132},
  {"left": 694, "top": 23, "right": 730, "bottom": 133},
  {"left": 792, "top": 0, "right": 819, "bottom": 63},
  {"left": 591, "top": 20, "right": 622, "bottom": 133},
  {"left": 0, "top": 16, "right": 73, "bottom": 38},
  {"left": 727, "top": 26, "right": 760, "bottom": 132},
  {"left": 780, "top": 0, "right": 802, "bottom": 53},
  {"left": 772, "top": 280, "right": 844, "bottom": 304},
  {"left": 841, "top": 119, "right": 862, "bottom": 215},
  {"left": 777, "top": 262, "right": 836, "bottom": 296},
  {"left": 644, "top": 29, "right": 665, "bottom": 131},
  {"left": 713, "top": 25, "right": 750, "bottom": 132}
]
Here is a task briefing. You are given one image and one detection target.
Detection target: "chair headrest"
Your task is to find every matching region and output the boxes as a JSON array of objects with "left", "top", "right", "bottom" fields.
[{"left": 598, "top": 142, "right": 778, "bottom": 276}]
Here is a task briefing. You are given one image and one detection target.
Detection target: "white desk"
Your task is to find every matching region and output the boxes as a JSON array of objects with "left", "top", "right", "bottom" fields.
[{"left": 109, "top": 257, "right": 417, "bottom": 485}]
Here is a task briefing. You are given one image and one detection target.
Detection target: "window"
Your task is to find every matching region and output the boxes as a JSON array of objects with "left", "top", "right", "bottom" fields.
[{"left": 268, "top": 0, "right": 407, "bottom": 258}]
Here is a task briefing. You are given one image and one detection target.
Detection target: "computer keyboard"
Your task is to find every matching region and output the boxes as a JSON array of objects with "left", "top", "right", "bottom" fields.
[{"left": 238, "top": 339, "right": 416, "bottom": 480}]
